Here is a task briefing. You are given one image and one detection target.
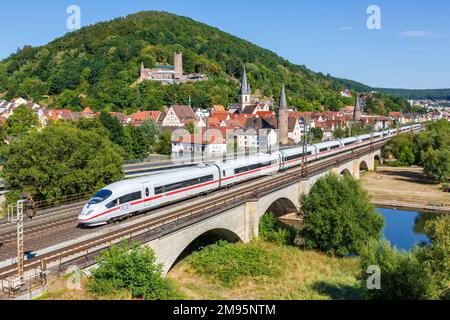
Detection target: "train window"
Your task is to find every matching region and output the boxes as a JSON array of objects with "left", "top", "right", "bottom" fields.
[
  {"left": 106, "top": 198, "right": 119, "bottom": 209},
  {"left": 285, "top": 153, "right": 303, "bottom": 161},
  {"left": 89, "top": 189, "right": 112, "bottom": 204},
  {"left": 330, "top": 145, "right": 340, "bottom": 150},
  {"left": 223, "top": 170, "right": 226, "bottom": 177},
  {"left": 155, "top": 175, "right": 215, "bottom": 195},
  {"left": 119, "top": 191, "right": 142, "bottom": 204},
  {"left": 345, "top": 142, "right": 355, "bottom": 146},
  {"left": 234, "top": 161, "right": 272, "bottom": 175},
  {"left": 145, "top": 188, "right": 150, "bottom": 197},
  {"left": 319, "top": 148, "right": 328, "bottom": 153}
]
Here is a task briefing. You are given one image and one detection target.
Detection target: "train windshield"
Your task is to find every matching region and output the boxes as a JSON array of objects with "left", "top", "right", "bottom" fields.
[{"left": 88, "top": 190, "right": 112, "bottom": 204}]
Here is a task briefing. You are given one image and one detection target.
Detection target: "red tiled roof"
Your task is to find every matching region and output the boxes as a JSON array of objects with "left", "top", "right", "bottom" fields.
[
  {"left": 82, "top": 107, "right": 94, "bottom": 114},
  {"left": 131, "top": 111, "right": 161, "bottom": 123},
  {"left": 255, "top": 111, "right": 275, "bottom": 118},
  {"left": 210, "top": 111, "right": 230, "bottom": 122}
]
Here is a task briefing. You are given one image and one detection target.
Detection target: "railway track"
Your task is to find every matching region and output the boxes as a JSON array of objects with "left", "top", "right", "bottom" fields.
[{"left": 0, "top": 141, "right": 387, "bottom": 280}]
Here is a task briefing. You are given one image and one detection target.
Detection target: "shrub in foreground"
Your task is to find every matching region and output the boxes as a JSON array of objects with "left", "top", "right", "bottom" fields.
[
  {"left": 189, "top": 240, "right": 284, "bottom": 287},
  {"left": 360, "top": 240, "right": 435, "bottom": 300},
  {"left": 88, "top": 241, "right": 179, "bottom": 300}
]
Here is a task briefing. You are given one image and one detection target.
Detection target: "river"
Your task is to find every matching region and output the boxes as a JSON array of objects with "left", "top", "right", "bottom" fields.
[{"left": 377, "top": 208, "right": 444, "bottom": 250}]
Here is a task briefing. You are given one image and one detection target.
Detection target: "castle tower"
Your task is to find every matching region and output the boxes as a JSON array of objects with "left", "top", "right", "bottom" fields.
[
  {"left": 239, "top": 67, "right": 252, "bottom": 109},
  {"left": 354, "top": 94, "right": 362, "bottom": 122},
  {"left": 278, "top": 84, "right": 289, "bottom": 145},
  {"left": 139, "top": 62, "right": 146, "bottom": 82},
  {"left": 174, "top": 52, "right": 183, "bottom": 80}
]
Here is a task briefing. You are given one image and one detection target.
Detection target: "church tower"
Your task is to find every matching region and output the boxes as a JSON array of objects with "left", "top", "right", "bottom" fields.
[
  {"left": 278, "top": 84, "right": 289, "bottom": 145},
  {"left": 174, "top": 52, "right": 183, "bottom": 80},
  {"left": 354, "top": 94, "right": 362, "bottom": 122},
  {"left": 239, "top": 67, "right": 252, "bottom": 110}
]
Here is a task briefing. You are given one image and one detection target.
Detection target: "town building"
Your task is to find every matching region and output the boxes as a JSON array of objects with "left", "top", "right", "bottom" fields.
[{"left": 161, "top": 105, "right": 197, "bottom": 127}]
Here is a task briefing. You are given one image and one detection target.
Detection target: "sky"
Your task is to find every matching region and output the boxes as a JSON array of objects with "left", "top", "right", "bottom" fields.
[{"left": 0, "top": 0, "right": 449, "bottom": 89}]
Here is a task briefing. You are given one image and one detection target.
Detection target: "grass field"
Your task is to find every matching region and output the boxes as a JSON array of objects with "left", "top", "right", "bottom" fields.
[{"left": 168, "top": 241, "right": 363, "bottom": 300}]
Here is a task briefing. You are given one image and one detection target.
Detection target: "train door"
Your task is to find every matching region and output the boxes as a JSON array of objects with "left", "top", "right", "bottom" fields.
[{"left": 142, "top": 182, "right": 153, "bottom": 209}]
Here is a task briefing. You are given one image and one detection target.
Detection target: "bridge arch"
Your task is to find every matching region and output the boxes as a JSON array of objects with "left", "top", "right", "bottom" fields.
[
  {"left": 164, "top": 228, "right": 242, "bottom": 273},
  {"left": 340, "top": 169, "right": 352, "bottom": 176},
  {"left": 374, "top": 154, "right": 382, "bottom": 166},
  {"left": 359, "top": 160, "right": 369, "bottom": 173},
  {"left": 265, "top": 198, "right": 299, "bottom": 218}
]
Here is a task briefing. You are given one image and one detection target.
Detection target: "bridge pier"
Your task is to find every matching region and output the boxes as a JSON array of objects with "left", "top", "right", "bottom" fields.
[
  {"left": 353, "top": 160, "right": 361, "bottom": 180},
  {"left": 244, "top": 201, "right": 259, "bottom": 243}
]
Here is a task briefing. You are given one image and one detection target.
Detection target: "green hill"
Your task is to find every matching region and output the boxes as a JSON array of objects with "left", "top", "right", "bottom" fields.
[
  {"left": 0, "top": 11, "right": 419, "bottom": 114},
  {"left": 373, "top": 88, "right": 450, "bottom": 100}
]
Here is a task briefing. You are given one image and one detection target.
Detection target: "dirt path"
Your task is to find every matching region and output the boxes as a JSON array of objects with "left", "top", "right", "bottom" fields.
[{"left": 361, "top": 166, "right": 449, "bottom": 211}]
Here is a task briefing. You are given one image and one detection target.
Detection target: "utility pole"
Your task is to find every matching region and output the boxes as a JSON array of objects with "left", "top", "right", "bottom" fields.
[
  {"left": 301, "top": 117, "right": 308, "bottom": 177},
  {"left": 7, "top": 198, "right": 27, "bottom": 288},
  {"left": 205, "top": 114, "right": 209, "bottom": 163}
]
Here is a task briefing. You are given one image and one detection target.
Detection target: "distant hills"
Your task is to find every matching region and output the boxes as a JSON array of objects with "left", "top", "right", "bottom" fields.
[
  {"left": 333, "top": 78, "right": 450, "bottom": 100},
  {"left": 0, "top": 11, "right": 434, "bottom": 115}
]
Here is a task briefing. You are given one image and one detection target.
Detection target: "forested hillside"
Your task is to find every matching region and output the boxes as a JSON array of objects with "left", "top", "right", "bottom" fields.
[
  {"left": 0, "top": 11, "right": 417, "bottom": 114},
  {"left": 333, "top": 78, "right": 450, "bottom": 100},
  {"left": 373, "top": 88, "right": 450, "bottom": 100}
]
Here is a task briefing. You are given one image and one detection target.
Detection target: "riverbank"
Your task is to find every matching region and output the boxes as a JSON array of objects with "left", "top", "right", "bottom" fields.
[
  {"left": 168, "top": 241, "right": 362, "bottom": 300},
  {"left": 361, "top": 166, "right": 449, "bottom": 213}
]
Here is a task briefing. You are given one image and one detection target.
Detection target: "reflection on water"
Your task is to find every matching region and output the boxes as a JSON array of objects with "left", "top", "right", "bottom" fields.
[
  {"left": 378, "top": 208, "right": 443, "bottom": 251},
  {"left": 279, "top": 208, "right": 445, "bottom": 251}
]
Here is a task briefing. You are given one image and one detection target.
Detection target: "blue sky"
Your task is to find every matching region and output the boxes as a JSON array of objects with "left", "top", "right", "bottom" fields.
[{"left": 1, "top": 0, "right": 449, "bottom": 89}]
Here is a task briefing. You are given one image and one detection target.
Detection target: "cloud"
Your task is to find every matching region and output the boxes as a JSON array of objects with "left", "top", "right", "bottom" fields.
[
  {"left": 338, "top": 26, "right": 352, "bottom": 31},
  {"left": 397, "top": 30, "right": 445, "bottom": 38}
]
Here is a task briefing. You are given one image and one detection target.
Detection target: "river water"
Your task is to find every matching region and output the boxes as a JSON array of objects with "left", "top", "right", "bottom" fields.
[{"left": 377, "top": 208, "right": 443, "bottom": 251}]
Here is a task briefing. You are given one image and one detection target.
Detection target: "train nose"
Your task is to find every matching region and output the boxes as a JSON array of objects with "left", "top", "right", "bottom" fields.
[{"left": 78, "top": 209, "right": 94, "bottom": 222}]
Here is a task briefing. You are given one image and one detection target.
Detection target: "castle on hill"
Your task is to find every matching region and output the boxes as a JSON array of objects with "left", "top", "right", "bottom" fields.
[{"left": 138, "top": 52, "right": 209, "bottom": 85}]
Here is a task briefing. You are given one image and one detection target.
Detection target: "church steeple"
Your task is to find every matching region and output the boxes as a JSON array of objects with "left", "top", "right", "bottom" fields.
[
  {"left": 240, "top": 67, "right": 251, "bottom": 95},
  {"left": 354, "top": 94, "right": 362, "bottom": 122},
  {"left": 239, "top": 66, "right": 252, "bottom": 109}
]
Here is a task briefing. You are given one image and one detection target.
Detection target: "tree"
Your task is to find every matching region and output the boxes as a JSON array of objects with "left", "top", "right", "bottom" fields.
[
  {"left": 309, "top": 127, "right": 324, "bottom": 143},
  {"left": 300, "top": 173, "right": 384, "bottom": 256},
  {"left": 1, "top": 124, "right": 124, "bottom": 202},
  {"left": 6, "top": 105, "right": 39, "bottom": 138},
  {"left": 155, "top": 131, "right": 172, "bottom": 156},
  {"left": 88, "top": 241, "right": 179, "bottom": 300},
  {"left": 421, "top": 148, "right": 450, "bottom": 183},
  {"left": 140, "top": 119, "right": 161, "bottom": 152},
  {"left": 360, "top": 240, "right": 435, "bottom": 300},
  {"left": 124, "top": 125, "right": 151, "bottom": 160},
  {"left": 417, "top": 215, "right": 450, "bottom": 299},
  {"left": 382, "top": 133, "right": 416, "bottom": 166},
  {"left": 99, "top": 112, "right": 127, "bottom": 149},
  {"left": 186, "top": 121, "right": 195, "bottom": 135},
  {"left": 259, "top": 212, "right": 296, "bottom": 246}
]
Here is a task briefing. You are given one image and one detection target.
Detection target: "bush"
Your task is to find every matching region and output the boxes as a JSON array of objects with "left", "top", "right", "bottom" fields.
[
  {"left": 88, "top": 241, "right": 180, "bottom": 300},
  {"left": 360, "top": 240, "right": 436, "bottom": 300},
  {"left": 189, "top": 240, "right": 284, "bottom": 287},
  {"left": 300, "top": 173, "right": 384, "bottom": 257},
  {"left": 259, "top": 212, "right": 296, "bottom": 246},
  {"left": 417, "top": 215, "right": 450, "bottom": 299}
]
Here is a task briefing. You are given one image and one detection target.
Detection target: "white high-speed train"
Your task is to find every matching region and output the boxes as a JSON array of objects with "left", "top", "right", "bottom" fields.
[{"left": 78, "top": 124, "right": 421, "bottom": 226}]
